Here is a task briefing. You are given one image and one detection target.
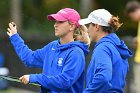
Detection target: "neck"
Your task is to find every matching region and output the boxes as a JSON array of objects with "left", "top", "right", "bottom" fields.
[
  {"left": 60, "top": 34, "right": 74, "bottom": 44},
  {"left": 95, "top": 31, "right": 109, "bottom": 42}
]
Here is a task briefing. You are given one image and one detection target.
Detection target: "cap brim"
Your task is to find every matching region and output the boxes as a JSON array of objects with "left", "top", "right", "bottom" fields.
[
  {"left": 79, "top": 18, "right": 91, "bottom": 25},
  {"left": 47, "top": 14, "right": 67, "bottom": 21}
]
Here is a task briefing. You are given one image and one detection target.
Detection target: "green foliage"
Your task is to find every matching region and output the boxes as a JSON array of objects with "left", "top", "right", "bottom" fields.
[
  {"left": 0, "top": 0, "right": 138, "bottom": 36},
  {"left": 43, "top": 0, "right": 79, "bottom": 12},
  {"left": 0, "top": 0, "right": 10, "bottom": 31},
  {"left": 22, "top": 0, "right": 80, "bottom": 35}
]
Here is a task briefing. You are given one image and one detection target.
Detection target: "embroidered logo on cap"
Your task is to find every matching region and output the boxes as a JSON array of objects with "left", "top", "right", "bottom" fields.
[{"left": 59, "top": 10, "right": 67, "bottom": 14}]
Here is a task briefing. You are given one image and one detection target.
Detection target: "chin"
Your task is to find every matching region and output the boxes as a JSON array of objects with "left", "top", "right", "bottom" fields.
[
  {"left": 55, "top": 34, "right": 59, "bottom": 37},
  {"left": 55, "top": 34, "right": 61, "bottom": 37}
]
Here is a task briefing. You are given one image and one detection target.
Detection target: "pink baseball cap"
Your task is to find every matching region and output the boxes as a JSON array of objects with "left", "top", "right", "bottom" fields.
[{"left": 47, "top": 8, "right": 80, "bottom": 27}]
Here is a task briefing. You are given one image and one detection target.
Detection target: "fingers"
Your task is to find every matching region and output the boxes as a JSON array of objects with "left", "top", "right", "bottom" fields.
[
  {"left": 7, "top": 22, "right": 17, "bottom": 37},
  {"left": 7, "top": 28, "right": 12, "bottom": 36},
  {"left": 9, "top": 22, "right": 16, "bottom": 29},
  {"left": 7, "top": 31, "right": 11, "bottom": 36},
  {"left": 19, "top": 77, "right": 28, "bottom": 84},
  {"left": 19, "top": 75, "right": 29, "bottom": 84},
  {"left": 11, "top": 22, "right": 16, "bottom": 27}
]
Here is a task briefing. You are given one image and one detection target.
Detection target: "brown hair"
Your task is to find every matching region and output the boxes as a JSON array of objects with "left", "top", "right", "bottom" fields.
[
  {"left": 74, "top": 25, "right": 90, "bottom": 46},
  {"left": 101, "top": 16, "right": 123, "bottom": 33},
  {"left": 109, "top": 16, "right": 123, "bottom": 31}
]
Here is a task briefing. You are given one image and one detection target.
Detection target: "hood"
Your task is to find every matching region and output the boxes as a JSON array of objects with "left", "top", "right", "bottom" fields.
[
  {"left": 95, "top": 33, "right": 133, "bottom": 59},
  {"left": 52, "top": 40, "right": 89, "bottom": 55}
]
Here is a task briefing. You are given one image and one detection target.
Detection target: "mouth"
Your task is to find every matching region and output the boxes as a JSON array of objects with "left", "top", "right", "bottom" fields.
[
  {"left": 55, "top": 29, "right": 58, "bottom": 33},
  {"left": 55, "top": 28, "right": 58, "bottom": 31}
]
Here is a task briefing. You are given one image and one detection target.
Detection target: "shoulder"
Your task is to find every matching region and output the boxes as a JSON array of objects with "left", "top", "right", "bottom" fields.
[
  {"left": 94, "top": 42, "right": 114, "bottom": 56},
  {"left": 49, "top": 40, "right": 58, "bottom": 45},
  {"left": 69, "top": 46, "right": 85, "bottom": 57},
  {"left": 42, "top": 40, "right": 58, "bottom": 49},
  {"left": 46, "top": 40, "right": 58, "bottom": 46}
]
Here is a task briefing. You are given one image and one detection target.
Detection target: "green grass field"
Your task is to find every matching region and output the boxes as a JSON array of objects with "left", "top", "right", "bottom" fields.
[{"left": 0, "top": 87, "right": 37, "bottom": 93}]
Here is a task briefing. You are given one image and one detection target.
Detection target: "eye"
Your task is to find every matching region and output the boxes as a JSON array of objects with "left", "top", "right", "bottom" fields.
[
  {"left": 85, "top": 24, "right": 90, "bottom": 28},
  {"left": 57, "top": 21, "right": 65, "bottom": 23}
]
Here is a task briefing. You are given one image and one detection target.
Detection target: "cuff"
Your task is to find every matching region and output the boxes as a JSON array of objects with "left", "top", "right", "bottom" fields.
[
  {"left": 10, "top": 33, "right": 20, "bottom": 41},
  {"left": 29, "top": 74, "right": 37, "bottom": 83}
]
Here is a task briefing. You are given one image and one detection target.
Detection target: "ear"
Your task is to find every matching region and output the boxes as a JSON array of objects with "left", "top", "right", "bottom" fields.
[{"left": 69, "top": 24, "right": 76, "bottom": 31}]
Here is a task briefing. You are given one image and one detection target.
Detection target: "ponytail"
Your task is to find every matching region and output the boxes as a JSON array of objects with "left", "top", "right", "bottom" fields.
[
  {"left": 108, "top": 16, "right": 123, "bottom": 31},
  {"left": 102, "top": 16, "right": 123, "bottom": 33},
  {"left": 74, "top": 25, "right": 91, "bottom": 46}
]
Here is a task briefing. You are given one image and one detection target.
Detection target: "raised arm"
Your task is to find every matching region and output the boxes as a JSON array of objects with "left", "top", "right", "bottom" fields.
[{"left": 7, "top": 22, "right": 45, "bottom": 68}]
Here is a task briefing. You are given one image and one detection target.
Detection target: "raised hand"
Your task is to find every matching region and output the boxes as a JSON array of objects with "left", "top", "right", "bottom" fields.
[{"left": 7, "top": 22, "right": 17, "bottom": 37}]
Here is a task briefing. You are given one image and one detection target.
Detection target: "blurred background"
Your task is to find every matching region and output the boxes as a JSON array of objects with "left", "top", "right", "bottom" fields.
[{"left": 0, "top": 0, "right": 138, "bottom": 93}]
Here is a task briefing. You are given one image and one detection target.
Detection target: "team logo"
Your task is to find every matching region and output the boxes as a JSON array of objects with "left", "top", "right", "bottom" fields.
[
  {"left": 57, "top": 58, "right": 63, "bottom": 66},
  {"left": 52, "top": 47, "right": 55, "bottom": 50}
]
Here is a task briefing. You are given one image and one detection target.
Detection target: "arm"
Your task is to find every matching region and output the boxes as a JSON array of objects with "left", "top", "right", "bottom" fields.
[
  {"left": 29, "top": 50, "right": 85, "bottom": 91},
  {"left": 83, "top": 48, "right": 112, "bottom": 93},
  {"left": 7, "top": 22, "right": 46, "bottom": 68}
]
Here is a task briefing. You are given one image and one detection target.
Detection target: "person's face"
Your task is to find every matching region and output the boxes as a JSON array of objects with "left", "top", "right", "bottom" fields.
[
  {"left": 87, "top": 23, "right": 99, "bottom": 42},
  {"left": 54, "top": 21, "right": 71, "bottom": 37},
  {"left": 128, "top": 9, "right": 140, "bottom": 21}
]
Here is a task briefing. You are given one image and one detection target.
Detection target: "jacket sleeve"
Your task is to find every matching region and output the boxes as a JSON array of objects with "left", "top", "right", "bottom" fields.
[
  {"left": 10, "top": 33, "right": 48, "bottom": 68},
  {"left": 29, "top": 49, "right": 85, "bottom": 91},
  {"left": 83, "top": 47, "right": 112, "bottom": 93}
]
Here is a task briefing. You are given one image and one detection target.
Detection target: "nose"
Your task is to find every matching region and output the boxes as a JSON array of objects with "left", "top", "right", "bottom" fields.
[
  {"left": 54, "top": 22, "right": 58, "bottom": 28},
  {"left": 87, "top": 29, "right": 89, "bottom": 33}
]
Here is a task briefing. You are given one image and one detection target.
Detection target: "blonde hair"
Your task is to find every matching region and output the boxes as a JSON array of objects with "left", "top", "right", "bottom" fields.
[{"left": 73, "top": 25, "right": 91, "bottom": 46}]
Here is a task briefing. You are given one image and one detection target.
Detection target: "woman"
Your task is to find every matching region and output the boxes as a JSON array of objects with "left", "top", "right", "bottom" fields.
[
  {"left": 7, "top": 8, "right": 90, "bottom": 93},
  {"left": 79, "top": 9, "right": 133, "bottom": 93}
]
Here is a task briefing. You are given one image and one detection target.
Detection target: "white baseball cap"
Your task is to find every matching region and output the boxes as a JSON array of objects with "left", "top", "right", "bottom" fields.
[{"left": 79, "top": 9, "right": 112, "bottom": 26}]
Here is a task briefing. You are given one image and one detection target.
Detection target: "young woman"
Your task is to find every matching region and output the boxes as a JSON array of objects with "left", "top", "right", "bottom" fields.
[
  {"left": 7, "top": 8, "right": 90, "bottom": 93},
  {"left": 79, "top": 9, "right": 133, "bottom": 93}
]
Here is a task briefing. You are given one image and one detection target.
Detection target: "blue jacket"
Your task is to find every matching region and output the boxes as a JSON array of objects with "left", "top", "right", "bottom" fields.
[
  {"left": 83, "top": 33, "right": 133, "bottom": 93},
  {"left": 10, "top": 33, "right": 89, "bottom": 93}
]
